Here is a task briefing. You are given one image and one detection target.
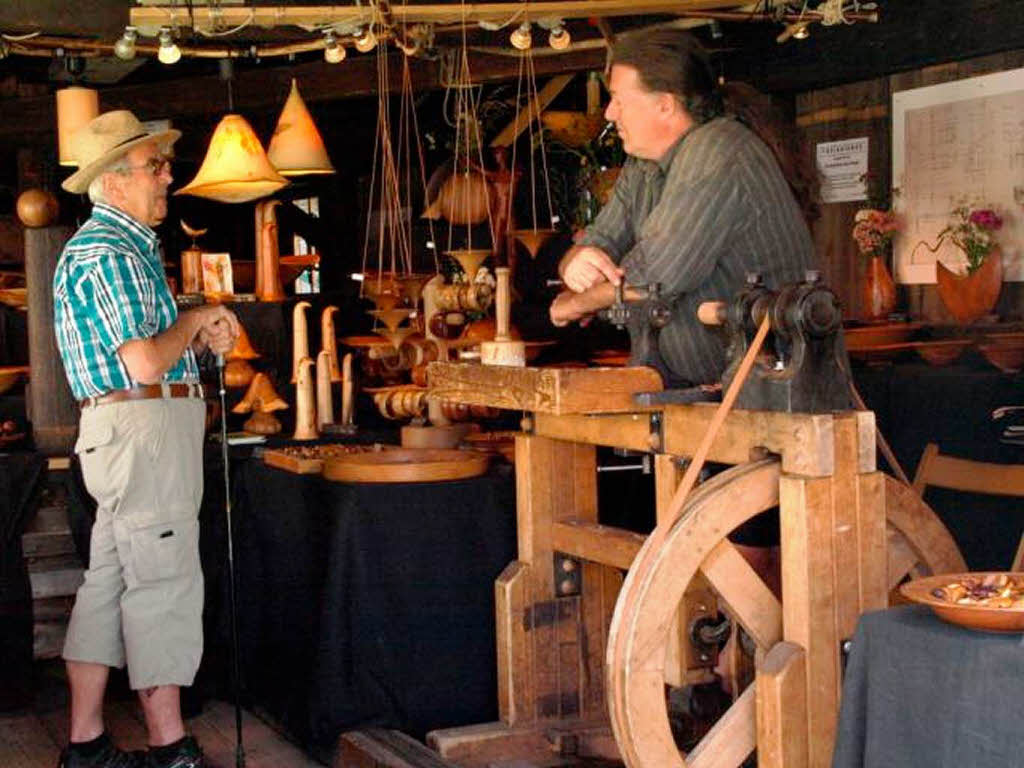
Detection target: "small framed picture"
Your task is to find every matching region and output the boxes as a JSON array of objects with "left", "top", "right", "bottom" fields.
[{"left": 201, "top": 252, "right": 234, "bottom": 297}]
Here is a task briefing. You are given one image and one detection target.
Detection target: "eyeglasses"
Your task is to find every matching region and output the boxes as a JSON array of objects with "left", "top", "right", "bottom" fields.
[{"left": 119, "top": 155, "right": 172, "bottom": 177}]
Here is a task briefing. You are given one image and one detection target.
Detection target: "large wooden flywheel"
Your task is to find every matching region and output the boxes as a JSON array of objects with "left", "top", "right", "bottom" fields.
[{"left": 607, "top": 461, "right": 965, "bottom": 768}]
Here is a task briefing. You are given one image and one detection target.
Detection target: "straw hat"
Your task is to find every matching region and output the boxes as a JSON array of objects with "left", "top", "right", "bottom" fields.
[{"left": 61, "top": 110, "right": 181, "bottom": 194}]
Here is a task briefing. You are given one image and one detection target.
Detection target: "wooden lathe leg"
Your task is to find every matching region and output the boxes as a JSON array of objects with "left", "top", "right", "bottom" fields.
[{"left": 431, "top": 434, "right": 618, "bottom": 766}]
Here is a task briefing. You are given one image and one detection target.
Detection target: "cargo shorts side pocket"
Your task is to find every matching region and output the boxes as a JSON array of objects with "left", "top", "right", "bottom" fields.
[
  {"left": 75, "top": 419, "right": 114, "bottom": 455},
  {"left": 130, "top": 519, "right": 198, "bottom": 583}
]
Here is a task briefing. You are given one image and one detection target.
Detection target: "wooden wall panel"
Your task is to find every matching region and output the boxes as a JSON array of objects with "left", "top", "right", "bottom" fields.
[{"left": 798, "top": 48, "right": 1024, "bottom": 323}]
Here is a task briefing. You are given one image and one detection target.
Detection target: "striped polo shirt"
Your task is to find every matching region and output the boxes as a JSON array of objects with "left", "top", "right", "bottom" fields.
[
  {"left": 579, "top": 116, "right": 815, "bottom": 385},
  {"left": 53, "top": 202, "right": 199, "bottom": 400}
]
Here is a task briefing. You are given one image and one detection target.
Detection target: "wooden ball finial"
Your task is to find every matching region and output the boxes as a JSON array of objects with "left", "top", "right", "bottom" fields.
[{"left": 16, "top": 189, "right": 59, "bottom": 228}]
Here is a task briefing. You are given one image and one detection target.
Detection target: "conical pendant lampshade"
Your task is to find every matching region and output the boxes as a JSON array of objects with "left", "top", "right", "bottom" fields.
[
  {"left": 267, "top": 79, "right": 335, "bottom": 176},
  {"left": 176, "top": 114, "right": 289, "bottom": 203}
]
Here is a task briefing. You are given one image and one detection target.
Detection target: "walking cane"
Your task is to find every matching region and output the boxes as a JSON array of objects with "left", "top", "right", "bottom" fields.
[{"left": 216, "top": 353, "right": 246, "bottom": 768}]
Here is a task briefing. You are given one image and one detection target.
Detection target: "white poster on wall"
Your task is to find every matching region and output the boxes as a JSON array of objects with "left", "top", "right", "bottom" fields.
[
  {"left": 892, "top": 67, "right": 1024, "bottom": 283},
  {"left": 816, "top": 137, "right": 869, "bottom": 203}
]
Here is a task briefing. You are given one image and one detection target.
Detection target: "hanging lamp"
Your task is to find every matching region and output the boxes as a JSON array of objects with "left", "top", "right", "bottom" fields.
[
  {"left": 56, "top": 85, "right": 99, "bottom": 167},
  {"left": 176, "top": 114, "right": 289, "bottom": 203},
  {"left": 266, "top": 79, "right": 335, "bottom": 176}
]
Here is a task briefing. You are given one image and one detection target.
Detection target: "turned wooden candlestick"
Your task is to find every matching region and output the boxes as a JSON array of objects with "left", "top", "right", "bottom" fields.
[
  {"left": 316, "top": 349, "right": 335, "bottom": 429},
  {"left": 321, "top": 305, "right": 342, "bottom": 382},
  {"left": 480, "top": 267, "right": 525, "bottom": 366},
  {"left": 340, "top": 352, "right": 354, "bottom": 428},
  {"left": 293, "top": 357, "right": 318, "bottom": 440},
  {"left": 291, "top": 300, "right": 311, "bottom": 383}
]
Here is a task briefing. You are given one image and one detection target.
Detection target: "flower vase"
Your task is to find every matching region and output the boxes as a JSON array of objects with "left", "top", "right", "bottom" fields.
[
  {"left": 935, "top": 246, "right": 1002, "bottom": 324},
  {"left": 862, "top": 255, "right": 897, "bottom": 323}
]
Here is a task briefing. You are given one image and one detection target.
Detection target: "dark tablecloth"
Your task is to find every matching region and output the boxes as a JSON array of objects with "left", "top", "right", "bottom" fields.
[
  {"left": 0, "top": 451, "right": 46, "bottom": 711},
  {"left": 853, "top": 361, "right": 1024, "bottom": 569},
  {"left": 220, "top": 457, "right": 517, "bottom": 747},
  {"left": 832, "top": 605, "right": 1024, "bottom": 768}
]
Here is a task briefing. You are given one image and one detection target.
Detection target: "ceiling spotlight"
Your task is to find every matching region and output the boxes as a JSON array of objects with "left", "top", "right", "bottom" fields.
[
  {"left": 323, "top": 30, "right": 346, "bottom": 63},
  {"left": 548, "top": 25, "right": 571, "bottom": 50},
  {"left": 793, "top": 23, "right": 810, "bottom": 40},
  {"left": 114, "top": 26, "right": 137, "bottom": 60},
  {"left": 157, "top": 27, "right": 180, "bottom": 64},
  {"left": 354, "top": 26, "right": 377, "bottom": 53},
  {"left": 510, "top": 22, "right": 532, "bottom": 51}
]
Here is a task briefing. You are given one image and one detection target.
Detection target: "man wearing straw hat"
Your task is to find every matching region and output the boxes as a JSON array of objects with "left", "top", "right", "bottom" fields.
[{"left": 53, "top": 110, "right": 240, "bottom": 768}]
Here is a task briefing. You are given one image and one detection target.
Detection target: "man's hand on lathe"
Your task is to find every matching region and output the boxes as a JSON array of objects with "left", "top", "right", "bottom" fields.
[{"left": 560, "top": 245, "right": 624, "bottom": 293}]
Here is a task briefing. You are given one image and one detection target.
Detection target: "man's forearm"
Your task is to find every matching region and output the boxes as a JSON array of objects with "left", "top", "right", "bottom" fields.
[{"left": 119, "top": 311, "right": 204, "bottom": 384}]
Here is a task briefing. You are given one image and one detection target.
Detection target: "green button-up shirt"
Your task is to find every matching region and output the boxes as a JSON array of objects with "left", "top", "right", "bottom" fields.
[{"left": 54, "top": 202, "right": 199, "bottom": 400}]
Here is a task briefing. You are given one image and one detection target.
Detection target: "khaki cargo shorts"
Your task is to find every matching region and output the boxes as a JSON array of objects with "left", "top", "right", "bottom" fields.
[{"left": 63, "top": 396, "right": 206, "bottom": 690}]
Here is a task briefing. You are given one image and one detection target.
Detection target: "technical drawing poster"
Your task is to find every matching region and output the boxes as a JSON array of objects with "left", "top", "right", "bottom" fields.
[{"left": 892, "top": 68, "right": 1024, "bottom": 283}]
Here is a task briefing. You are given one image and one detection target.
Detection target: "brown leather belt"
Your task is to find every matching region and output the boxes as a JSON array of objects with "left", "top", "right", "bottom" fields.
[{"left": 80, "top": 382, "right": 204, "bottom": 408}]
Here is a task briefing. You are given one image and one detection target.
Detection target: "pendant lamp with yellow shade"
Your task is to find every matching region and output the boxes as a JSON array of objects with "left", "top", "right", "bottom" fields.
[
  {"left": 267, "top": 79, "right": 335, "bottom": 176},
  {"left": 176, "top": 114, "right": 289, "bottom": 203}
]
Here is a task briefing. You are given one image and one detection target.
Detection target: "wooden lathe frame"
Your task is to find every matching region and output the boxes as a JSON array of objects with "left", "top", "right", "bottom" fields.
[{"left": 426, "top": 362, "right": 964, "bottom": 768}]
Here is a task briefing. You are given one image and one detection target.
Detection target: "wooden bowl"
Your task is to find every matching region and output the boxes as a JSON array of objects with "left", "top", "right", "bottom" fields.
[
  {"left": 900, "top": 572, "right": 1024, "bottom": 633},
  {"left": 322, "top": 448, "right": 488, "bottom": 483},
  {"left": 978, "top": 341, "right": 1024, "bottom": 373},
  {"left": 844, "top": 322, "right": 923, "bottom": 351},
  {"left": 912, "top": 340, "right": 972, "bottom": 366},
  {"left": 0, "top": 365, "right": 29, "bottom": 395}
]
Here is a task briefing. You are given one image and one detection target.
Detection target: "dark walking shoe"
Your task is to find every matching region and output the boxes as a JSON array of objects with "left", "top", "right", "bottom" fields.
[
  {"left": 58, "top": 736, "right": 144, "bottom": 768},
  {"left": 143, "top": 736, "right": 204, "bottom": 768}
]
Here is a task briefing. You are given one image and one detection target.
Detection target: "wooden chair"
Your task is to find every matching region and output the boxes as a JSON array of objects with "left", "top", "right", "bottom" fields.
[{"left": 912, "top": 443, "right": 1024, "bottom": 571}]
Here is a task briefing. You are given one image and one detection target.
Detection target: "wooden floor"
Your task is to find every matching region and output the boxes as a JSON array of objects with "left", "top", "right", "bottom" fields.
[{"left": 0, "top": 662, "right": 323, "bottom": 768}]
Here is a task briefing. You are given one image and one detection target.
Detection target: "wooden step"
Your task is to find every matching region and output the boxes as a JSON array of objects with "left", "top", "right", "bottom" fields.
[{"left": 336, "top": 729, "right": 459, "bottom": 768}]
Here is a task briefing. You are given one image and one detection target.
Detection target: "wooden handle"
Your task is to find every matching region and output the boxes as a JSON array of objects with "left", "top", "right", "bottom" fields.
[
  {"left": 697, "top": 301, "right": 727, "bottom": 326},
  {"left": 494, "top": 266, "right": 510, "bottom": 341}
]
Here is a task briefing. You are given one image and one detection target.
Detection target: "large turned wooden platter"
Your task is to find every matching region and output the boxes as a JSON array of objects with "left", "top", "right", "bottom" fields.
[
  {"left": 900, "top": 572, "right": 1024, "bottom": 633},
  {"left": 322, "top": 448, "right": 489, "bottom": 483}
]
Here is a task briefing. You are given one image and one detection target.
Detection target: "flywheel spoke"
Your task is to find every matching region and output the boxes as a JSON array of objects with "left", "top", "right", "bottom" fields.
[{"left": 701, "top": 539, "right": 783, "bottom": 651}]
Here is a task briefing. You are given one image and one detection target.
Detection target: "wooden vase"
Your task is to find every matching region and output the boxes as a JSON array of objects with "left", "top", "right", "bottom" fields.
[
  {"left": 862, "top": 255, "right": 897, "bottom": 323},
  {"left": 936, "top": 246, "right": 1002, "bottom": 324}
]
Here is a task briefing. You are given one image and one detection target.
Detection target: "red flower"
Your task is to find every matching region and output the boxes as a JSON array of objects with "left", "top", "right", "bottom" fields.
[{"left": 968, "top": 209, "right": 1002, "bottom": 231}]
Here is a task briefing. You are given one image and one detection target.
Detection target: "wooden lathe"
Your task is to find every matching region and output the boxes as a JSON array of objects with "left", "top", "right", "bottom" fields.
[{"left": 423, "top": 359, "right": 965, "bottom": 768}]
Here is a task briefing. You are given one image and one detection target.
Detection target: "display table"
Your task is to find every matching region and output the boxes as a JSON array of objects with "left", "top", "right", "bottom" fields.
[
  {"left": 832, "top": 604, "right": 1024, "bottom": 768},
  {"left": 853, "top": 359, "right": 1024, "bottom": 569},
  {"left": 208, "top": 455, "right": 517, "bottom": 747}
]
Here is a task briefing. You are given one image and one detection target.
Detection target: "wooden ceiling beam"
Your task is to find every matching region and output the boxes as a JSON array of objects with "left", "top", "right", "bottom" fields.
[
  {"left": 0, "top": 46, "right": 608, "bottom": 142},
  {"left": 130, "top": 0, "right": 743, "bottom": 31}
]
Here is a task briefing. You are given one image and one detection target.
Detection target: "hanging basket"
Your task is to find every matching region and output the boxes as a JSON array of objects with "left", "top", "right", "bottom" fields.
[{"left": 935, "top": 246, "right": 1003, "bottom": 324}]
